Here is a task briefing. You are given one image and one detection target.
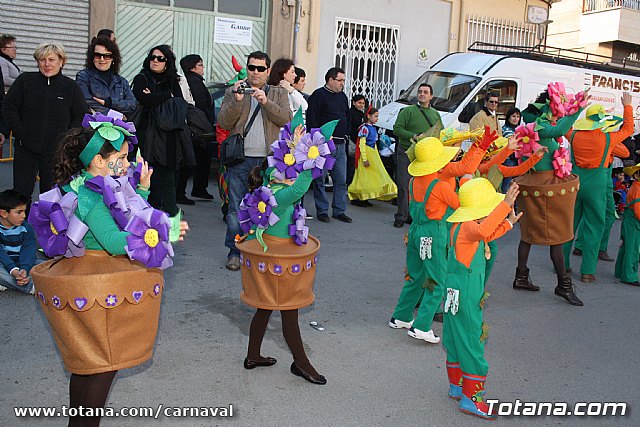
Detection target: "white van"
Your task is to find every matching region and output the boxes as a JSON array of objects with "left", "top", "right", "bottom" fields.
[{"left": 377, "top": 46, "right": 640, "bottom": 135}]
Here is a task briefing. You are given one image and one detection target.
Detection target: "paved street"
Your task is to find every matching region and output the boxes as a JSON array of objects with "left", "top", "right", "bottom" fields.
[{"left": 1, "top": 156, "right": 639, "bottom": 426}]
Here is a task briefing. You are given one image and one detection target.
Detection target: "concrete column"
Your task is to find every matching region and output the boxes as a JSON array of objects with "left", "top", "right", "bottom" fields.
[{"left": 89, "top": 0, "right": 116, "bottom": 42}]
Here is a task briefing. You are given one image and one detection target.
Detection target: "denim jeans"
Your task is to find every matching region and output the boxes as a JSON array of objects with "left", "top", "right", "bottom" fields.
[
  {"left": 312, "top": 142, "right": 347, "bottom": 216},
  {"left": 501, "top": 156, "right": 518, "bottom": 193},
  {"left": 0, "top": 266, "right": 34, "bottom": 294},
  {"left": 224, "top": 156, "right": 264, "bottom": 258}
]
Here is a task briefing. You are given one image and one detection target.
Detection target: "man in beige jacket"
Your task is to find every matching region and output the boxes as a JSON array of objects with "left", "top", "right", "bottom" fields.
[
  {"left": 218, "top": 51, "right": 292, "bottom": 270},
  {"left": 469, "top": 91, "right": 503, "bottom": 136}
]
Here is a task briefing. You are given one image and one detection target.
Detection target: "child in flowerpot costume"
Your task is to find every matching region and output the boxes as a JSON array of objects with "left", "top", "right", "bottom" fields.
[
  {"left": 513, "top": 82, "right": 588, "bottom": 306},
  {"left": 562, "top": 93, "right": 634, "bottom": 283},
  {"left": 443, "top": 178, "right": 522, "bottom": 420},
  {"left": 236, "top": 111, "right": 337, "bottom": 385},
  {"left": 615, "top": 163, "right": 640, "bottom": 287},
  {"left": 28, "top": 112, "right": 188, "bottom": 426},
  {"left": 389, "top": 127, "right": 498, "bottom": 342}
]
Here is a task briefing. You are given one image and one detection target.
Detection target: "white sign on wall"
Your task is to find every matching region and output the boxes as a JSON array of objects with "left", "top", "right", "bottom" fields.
[
  {"left": 417, "top": 47, "right": 429, "bottom": 67},
  {"left": 214, "top": 17, "right": 253, "bottom": 46}
]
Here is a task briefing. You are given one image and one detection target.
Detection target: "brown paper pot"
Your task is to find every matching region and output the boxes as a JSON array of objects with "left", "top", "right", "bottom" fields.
[
  {"left": 31, "top": 251, "right": 164, "bottom": 375},
  {"left": 236, "top": 234, "right": 320, "bottom": 310},
  {"left": 515, "top": 170, "right": 579, "bottom": 245}
]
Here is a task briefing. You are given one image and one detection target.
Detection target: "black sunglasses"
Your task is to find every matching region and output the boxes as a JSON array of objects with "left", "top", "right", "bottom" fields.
[
  {"left": 149, "top": 55, "right": 167, "bottom": 63},
  {"left": 247, "top": 64, "right": 267, "bottom": 72},
  {"left": 487, "top": 100, "right": 499, "bottom": 104},
  {"left": 93, "top": 52, "right": 113, "bottom": 60}
]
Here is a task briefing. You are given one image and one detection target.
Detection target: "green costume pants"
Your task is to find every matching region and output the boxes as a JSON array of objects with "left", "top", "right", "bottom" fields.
[
  {"left": 563, "top": 165, "right": 609, "bottom": 275},
  {"left": 574, "top": 166, "right": 615, "bottom": 254},
  {"left": 392, "top": 180, "right": 448, "bottom": 324},
  {"left": 443, "top": 227, "right": 489, "bottom": 377},
  {"left": 614, "top": 198, "right": 640, "bottom": 283}
]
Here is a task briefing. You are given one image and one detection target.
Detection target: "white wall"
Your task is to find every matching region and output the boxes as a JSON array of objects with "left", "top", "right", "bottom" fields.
[{"left": 313, "top": 0, "right": 452, "bottom": 95}]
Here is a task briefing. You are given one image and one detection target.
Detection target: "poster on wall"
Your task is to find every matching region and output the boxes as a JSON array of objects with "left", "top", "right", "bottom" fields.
[
  {"left": 214, "top": 17, "right": 253, "bottom": 46},
  {"left": 417, "top": 48, "right": 429, "bottom": 67}
]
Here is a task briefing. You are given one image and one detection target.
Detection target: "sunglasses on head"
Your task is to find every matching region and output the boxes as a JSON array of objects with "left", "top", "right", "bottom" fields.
[
  {"left": 247, "top": 64, "right": 267, "bottom": 72},
  {"left": 93, "top": 52, "right": 113, "bottom": 60},
  {"left": 149, "top": 55, "right": 167, "bottom": 63}
]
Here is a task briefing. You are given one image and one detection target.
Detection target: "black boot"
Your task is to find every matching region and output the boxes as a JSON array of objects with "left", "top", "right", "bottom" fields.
[
  {"left": 513, "top": 267, "right": 540, "bottom": 291},
  {"left": 554, "top": 274, "right": 583, "bottom": 306}
]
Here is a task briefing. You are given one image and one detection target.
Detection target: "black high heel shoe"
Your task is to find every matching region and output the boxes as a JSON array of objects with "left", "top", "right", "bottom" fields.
[
  {"left": 290, "top": 362, "right": 327, "bottom": 385},
  {"left": 243, "top": 357, "right": 277, "bottom": 370}
]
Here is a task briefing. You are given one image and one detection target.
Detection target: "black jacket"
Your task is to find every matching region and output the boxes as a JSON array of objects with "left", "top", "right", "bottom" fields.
[
  {"left": 184, "top": 71, "right": 213, "bottom": 124},
  {"left": 2, "top": 71, "right": 87, "bottom": 158},
  {"left": 131, "top": 70, "right": 194, "bottom": 169}
]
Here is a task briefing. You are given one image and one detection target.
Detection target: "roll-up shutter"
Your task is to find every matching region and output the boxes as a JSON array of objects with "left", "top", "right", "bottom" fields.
[{"left": 0, "top": 0, "right": 89, "bottom": 77}]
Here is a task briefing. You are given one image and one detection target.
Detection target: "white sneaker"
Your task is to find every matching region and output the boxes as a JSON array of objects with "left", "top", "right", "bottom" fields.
[
  {"left": 407, "top": 327, "right": 440, "bottom": 343},
  {"left": 0, "top": 285, "right": 7, "bottom": 292},
  {"left": 29, "top": 285, "right": 35, "bottom": 295},
  {"left": 389, "top": 317, "right": 413, "bottom": 329}
]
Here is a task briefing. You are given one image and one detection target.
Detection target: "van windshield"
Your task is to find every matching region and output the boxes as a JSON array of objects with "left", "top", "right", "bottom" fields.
[{"left": 397, "top": 71, "right": 481, "bottom": 113}]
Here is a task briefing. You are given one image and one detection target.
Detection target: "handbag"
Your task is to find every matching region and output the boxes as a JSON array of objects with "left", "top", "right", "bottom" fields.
[{"left": 220, "top": 97, "right": 264, "bottom": 166}]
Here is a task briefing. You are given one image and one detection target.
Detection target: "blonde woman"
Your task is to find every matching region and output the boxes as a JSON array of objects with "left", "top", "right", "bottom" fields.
[{"left": 2, "top": 43, "right": 87, "bottom": 199}]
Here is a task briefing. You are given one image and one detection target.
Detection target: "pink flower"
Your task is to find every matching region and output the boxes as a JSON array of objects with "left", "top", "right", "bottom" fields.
[
  {"left": 514, "top": 123, "right": 542, "bottom": 162},
  {"left": 552, "top": 147, "right": 572, "bottom": 178},
  {"left": 547, "top": 82, "right": 587, "bottom": 119}
]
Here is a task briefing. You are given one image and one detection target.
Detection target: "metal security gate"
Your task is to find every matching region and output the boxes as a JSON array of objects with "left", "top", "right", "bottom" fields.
[
  {"left": 116, "top": 1, "right": 268, "bottom": 82},
  {"left": 0, "top": 0, "right": 89, "bottom": 76},
  {"left": 466, "top": 15, "right": 537, "bottom": 51},
  {"left": 334, "top": 18, "right": 400, "bottom": 108}
]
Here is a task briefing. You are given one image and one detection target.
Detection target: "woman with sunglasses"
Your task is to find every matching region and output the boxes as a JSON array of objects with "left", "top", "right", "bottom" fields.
[
  {"left": 76, "top": 37, "right": 137, "bottom": 116},
  {"left": 131, "top": 45, "right": 195, "bottom": 220}
]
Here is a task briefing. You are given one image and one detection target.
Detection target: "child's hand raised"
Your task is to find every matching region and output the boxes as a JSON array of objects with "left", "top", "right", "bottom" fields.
[
  {"left": 504, "top": 182, "right": 520, "bottom": 207},
  {"left": 507, "top": 135, "right": 522, "bottom": 151},
  {"left": 138, "top": 156, "right": 153, "bottom": 189},
  {"left": 508, "top": 209, "right": 523, "bottom": 225}
]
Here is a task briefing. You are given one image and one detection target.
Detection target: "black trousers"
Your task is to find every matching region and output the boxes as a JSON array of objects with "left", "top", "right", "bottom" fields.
[
  {"left": 13, "top": 145, "right": 54, "bottom": 199},
  {"left": 191, "top": 143, "right": 212, "bottom": 195},
  {"left": 148, "top": 164, "right": 179, "bottom": 217}
]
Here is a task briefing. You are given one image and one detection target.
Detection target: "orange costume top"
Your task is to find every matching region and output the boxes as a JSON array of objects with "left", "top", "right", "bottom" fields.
[
  {"left": 477, "top": 147, "right": 543, "bottom": 178},
  {"left": 567, "top": 104, "right": 633, "bottom": 169},
  {"left": 411, "top": 174, "right": 459, "bottom": 220},
  {"left": 449, "top": 202, "right": 512, "bottom": 268},
  {"left": 628, "top": 181, "right": 640, "bottom": 220},
  {"left": 438, "top": 145, "right": 485, "bottom": 187}
]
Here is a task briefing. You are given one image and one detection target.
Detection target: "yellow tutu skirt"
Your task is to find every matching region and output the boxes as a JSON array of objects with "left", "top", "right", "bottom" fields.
[{"left": 348, "top": 146, "right": 397, "bottom": 201}]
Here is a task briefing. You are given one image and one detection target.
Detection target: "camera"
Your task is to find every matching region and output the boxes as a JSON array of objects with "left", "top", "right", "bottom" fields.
[{"left": 234, "top": 81, "right": 255, "bottom": 95}]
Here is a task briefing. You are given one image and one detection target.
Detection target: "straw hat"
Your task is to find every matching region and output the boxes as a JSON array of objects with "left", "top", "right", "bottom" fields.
[
  {"left": 408, "top": 137, "right": 460, "bottom": 177},
  {"left": 573, "top": 104, "right": 622, "bottom": 132},
  {"left": 447, "top": 178, "right": 505, "bottom": 223},
  {"left": 623, "top": 163, "right": 640, "bottom": 177}
]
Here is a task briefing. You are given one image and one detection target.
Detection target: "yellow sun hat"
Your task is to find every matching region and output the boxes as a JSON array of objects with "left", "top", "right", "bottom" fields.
[
  {"left": 408, "top": 137, "right": 460, "bottom": 177},
  {"left": 623, "top": 162, "right": 640, "bottom": 177},
  {"left": 447, "top": 178, "right": 505, "bottom": 223},
  {"left": 573, "top": 104, "right": 623, "bottom": 132}
]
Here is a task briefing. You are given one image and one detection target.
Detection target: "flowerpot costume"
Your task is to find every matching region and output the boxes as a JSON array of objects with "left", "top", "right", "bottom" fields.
[
  {"left": 348, "top": 122, "right": 397, "bottom": 202},
  {"left": 235, "top": 112, "right": 336, "bottom": 384},
  {"left": 443, "top": 178, "right": 515, "bottom": 420},
  {"left": 615, "top": 165, "right": 640, "bottom": 286},
  {"left": 28, "top": 113, "right": 181, "bottom": 424},
  {"left": 513, "top": 82, "right": 587, "bottom": 305},
  {"left": 390, "top": 128, "right": 496, "bottom": 337},
  {"left": 562, "top": 103, "right": 633, "bottom": 278}
]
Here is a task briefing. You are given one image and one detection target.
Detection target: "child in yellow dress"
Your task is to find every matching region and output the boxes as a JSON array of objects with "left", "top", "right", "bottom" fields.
[{"left": 348, "top": 107, "right": 397, "bottom": 205}]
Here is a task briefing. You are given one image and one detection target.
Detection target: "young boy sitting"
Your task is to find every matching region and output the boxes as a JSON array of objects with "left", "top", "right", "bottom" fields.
[{"left": 0, "top": 189, "right": 36, "bottom": 294}]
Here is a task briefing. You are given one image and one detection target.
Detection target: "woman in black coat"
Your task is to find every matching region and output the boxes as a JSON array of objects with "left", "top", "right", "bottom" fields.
[
  {"left": 131, "top": 44, "right": 194, "bottom": 217},
  {"left": 177, "top": 54, "right": 215, "bottom": 202}
]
